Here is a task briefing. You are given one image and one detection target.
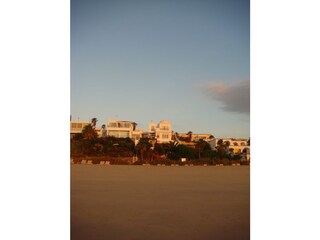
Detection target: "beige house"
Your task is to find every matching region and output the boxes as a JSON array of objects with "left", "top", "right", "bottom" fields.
[
  {"left": 106, "top": 120, "right": 137, "bottom": 138},
  {"left": 70, "top": 121, "right": 90, "bottom": 138},
  {"left": 216, "top": 138, "right": 250, "bottom": 157},
  {"left": 178, "top": 133, "right": 214, "bottom": 142},
  {"left": 132, "top": 129, "right": 144, "bottom": 145},
  {"left": 70, "top": 121, "right": 104, "bottom": 138},
  {"left": 148, "top": 120, "right": 173, "bottom": 143}
]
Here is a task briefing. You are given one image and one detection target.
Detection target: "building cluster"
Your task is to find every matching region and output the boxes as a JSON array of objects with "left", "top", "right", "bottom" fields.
[{"left": 70, "top": 119, "right": 250, "bottom": 158}]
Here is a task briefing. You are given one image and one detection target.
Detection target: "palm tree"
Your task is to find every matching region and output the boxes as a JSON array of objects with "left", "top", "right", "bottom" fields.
[
  {"left": 195, "top": 139, "right": 211, "bottom": 160},
  {"left": 217, "top": 139, "right": 224, "bottom": 146},
  {"left": 229, "top": 148, "right": 234, "bottom": 156},
  {"left": 136, "top": 138, "right": 152, "bottom": 162},
  {"left": 132, "top": 122, "right": 137, "bottom": 131},
  {"left": 216, "top": 139, "right": 226, "bottom": 159},
  {"left": 82, "top": 124, "right": 98, "bottom": 141},
  {"left": 173, "top": 132, "right": 180, "bottom": 143},
  {"left": 91, "top": 118, "right": 98, "bottom": 128},
  {"left": 186, "top": 131, "right": 192, "bottom": 142}
]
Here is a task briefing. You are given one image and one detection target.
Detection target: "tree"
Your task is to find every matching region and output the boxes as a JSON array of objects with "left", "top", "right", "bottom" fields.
[
  {"left": 82, "top": 124, "right": 98, "bottom": 141},
  {"left": 229, "top": 148, "right": 234, "bottom": 155},
  {"left": 154, "top": 143, "right": 165, "bottom": 156},
  {"left": 195, "top": 139, "right": 211, "bottom": 159},
  {"left": 216, "top": 139, "right": 226, "bottom": 159},
  {"left": 232, "top": 154, "right": 242, "bottom": 161},
  {"left": 91, "top": 118, "right": 98, "bottom": 128},
  {"left": 132, "top": 122, "right": 137, "bottom": 131},
  {"left": 136, "top": 138, "right": 152, "bottom": 162},
  {"left": 243, "top": 148, "right": 249, "bottom": 154},
  {"left": 173, "top": 132, "right": 180, "bottom": 143},
  {"left": 164, "top": 141, "right": 179, "bottom": 160},
  {"left": 176, "top": 144, "right": 197, "bottom": 160},
  {"left": 217, "top": 139, "right": 224, "bottom": 146},
  {"left": 186, "top": 131, "right": 192, "bottom": 142}
]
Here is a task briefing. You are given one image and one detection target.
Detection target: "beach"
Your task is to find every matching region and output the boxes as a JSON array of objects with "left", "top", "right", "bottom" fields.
[{"left": 71, "top": 165, "right": 250, "bottom": 240}]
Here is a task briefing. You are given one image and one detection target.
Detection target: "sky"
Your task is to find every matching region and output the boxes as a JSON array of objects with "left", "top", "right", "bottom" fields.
[{"left": 71, "top": 0, "right": 250, "bottom": 138}]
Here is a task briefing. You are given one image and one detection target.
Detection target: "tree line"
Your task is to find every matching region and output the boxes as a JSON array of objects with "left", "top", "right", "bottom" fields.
[{"left": 71, "top": 123, "right": 247, "bottom": 164}]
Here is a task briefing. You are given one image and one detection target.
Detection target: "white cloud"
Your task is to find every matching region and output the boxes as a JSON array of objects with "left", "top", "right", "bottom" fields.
[{"left": 197, "top": 80, "right": 250, "bottom": 114}]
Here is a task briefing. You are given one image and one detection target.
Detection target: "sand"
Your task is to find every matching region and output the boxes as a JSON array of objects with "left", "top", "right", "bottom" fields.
[{"left": 71, "top": 165, "right": 250, "bottom": 240}]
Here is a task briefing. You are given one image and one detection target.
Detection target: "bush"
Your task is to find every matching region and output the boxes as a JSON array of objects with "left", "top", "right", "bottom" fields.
[
  {"left": 240, "top": 161, "right": 250, "bottom": 166},
  {"left": 232, "top": 154, "right": 242, "bottom": 161}
]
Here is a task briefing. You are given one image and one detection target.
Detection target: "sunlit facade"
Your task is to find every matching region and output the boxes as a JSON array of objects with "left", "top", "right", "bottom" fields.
[
  {"left": 148, "top": 120, "right": 173, "bottom": 143},
  {"left": 216, "top": 138, "right": 250, "bottom": 159},
  {"left": 178, "top": 133, "right": 214, "bottom": 142},
  {"left": 106, "top": 120, "right": 137, "bottom": 138},
  {"left": 70, "top": 121, "right": 90, "bottom": 138}
]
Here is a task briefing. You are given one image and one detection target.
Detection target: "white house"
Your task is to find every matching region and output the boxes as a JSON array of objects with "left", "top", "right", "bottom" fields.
[
  {"left": 106, "top": 120, "right": 137, "bottom": 138},
  {"left": 216, "top": 138, "right": 250, "bottom": 157},
  {"left": 148, "top": 120, "right": 173, "bottom": 143},
  {"left": 70, "top": 121, "right": 90, "bottom": 138}
]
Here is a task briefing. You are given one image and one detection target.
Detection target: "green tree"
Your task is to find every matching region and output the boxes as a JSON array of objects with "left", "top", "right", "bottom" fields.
[
  {"left": 82, "top": 124, "right": 98, "bottom": 141},
  {"left": 91, "top": 118, "right": 98, "bottom": 128},
  {"left": 229, "top": 148, "right": 234, "bottom": 155},
  {"left": 186, "top": 131, "right": 193, "bottom": 142},
  {"left": 136, "top": 138, "right": 152, "bottom": 162},
  {"left": 217, "top": 139, "right": 226, "bottom": 159},
  {"left": 195, "top": 139, "right": 211, "bottom": 159},
  {"left": 217, "top": 139, "right": 224, "bottom": 146},
  {"left": 232, "top": 154, "right": 242, "bottom": 161},
  {"left": 176, "top": 144, "right": 197, "bottom": 160},
  {"left": 168, "top": 141, "right": 180, "bottom": 160},
  {"left": 154, "top": 143, "right": 166, "bottom": 156}
]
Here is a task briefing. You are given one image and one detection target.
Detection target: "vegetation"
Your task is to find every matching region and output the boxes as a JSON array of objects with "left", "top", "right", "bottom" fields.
[
  {"left": 71, "top": 122, "right": 249, "bottom": 165},
  {"left": 71, "top": 125, "right": 135, "bottom": 158},
  {"left": 82, "top": 124, "right": 98, "bottom": 140},
  {"left": 195, "top": 139, "right": 211, "bottom": 159},
  {"left": 91, "top": 118, "right": 98, "bottom": 127},
  {"left": 135, "top": 138, "right": 152, "bottom": 161}
]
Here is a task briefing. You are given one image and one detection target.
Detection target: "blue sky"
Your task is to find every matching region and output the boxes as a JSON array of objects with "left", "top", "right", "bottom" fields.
[{"left": 71, "top": 0, "right": 250, "bottom": 138}]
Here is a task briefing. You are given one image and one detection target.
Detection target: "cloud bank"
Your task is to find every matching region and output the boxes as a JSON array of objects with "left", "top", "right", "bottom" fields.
[{"left": 197, "top": 80, "right": 250, "bottom": 114}]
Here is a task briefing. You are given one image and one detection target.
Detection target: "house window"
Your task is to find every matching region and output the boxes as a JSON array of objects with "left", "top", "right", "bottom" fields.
[
  {"left": 108, "top": 130, "right": 130, "bottom": 138},
  {"left": 108, "top": 122, "right": 117, "bottom": 127},
  {"left": 162, "top": 134, "right": 169, "bottom": 139},
  {"left": 119, "top": 122, "right": 130, "bottom": 128},
  {"left": 118, "top": 131, "right": 130, "bottom": 138}
]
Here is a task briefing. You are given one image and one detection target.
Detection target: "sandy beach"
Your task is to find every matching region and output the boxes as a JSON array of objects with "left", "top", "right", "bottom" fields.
[{"left": 71, "top": 165, "right": 250, "bottom": 240}]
